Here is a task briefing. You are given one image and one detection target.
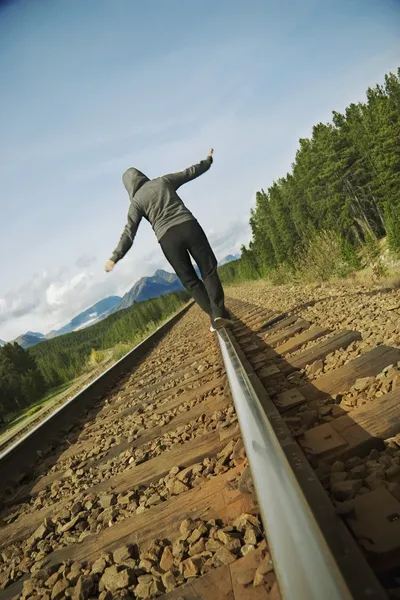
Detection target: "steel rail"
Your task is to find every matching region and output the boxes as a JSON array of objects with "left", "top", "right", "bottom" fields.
[{"left": 217, "top": 327, "right": 387, "bottom": 600}]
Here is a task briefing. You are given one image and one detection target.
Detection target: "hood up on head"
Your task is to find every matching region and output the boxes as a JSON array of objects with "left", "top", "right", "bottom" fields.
[{"left": 122, "top": 168, "right": 150, "bottom": 201}]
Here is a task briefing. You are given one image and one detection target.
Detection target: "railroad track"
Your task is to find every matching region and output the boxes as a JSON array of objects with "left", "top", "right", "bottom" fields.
[{"left": 0, "top": 298, "right": 400, "bottom": 599}]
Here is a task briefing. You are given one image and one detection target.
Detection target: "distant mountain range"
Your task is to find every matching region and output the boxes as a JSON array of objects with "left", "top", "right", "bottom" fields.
[
  {"left": 12, "top": 331, "right": 46, "bottom": 349},
  {"left": 219, "top": 253, "right": 240, "bottom": 265},
  {"left": 2, "top": 255, "right": 240, "bottom": 349},
  {"left": 117, "top": 269, "right": 184, "bottom": 310},
  {"left": 46, "top": 296, "right": 122, "bottom": 339}
]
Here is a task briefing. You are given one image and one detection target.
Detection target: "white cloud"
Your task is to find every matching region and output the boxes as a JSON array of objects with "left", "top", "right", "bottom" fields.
[
  {"left": 46, "top": 272, "right": 88, "bottom": 306},
  {"left": 75, "top": 255, "right": 97, "bottom": 269},
  {"left": 208, "top": 218, "right": 251, "bottom": 261}
]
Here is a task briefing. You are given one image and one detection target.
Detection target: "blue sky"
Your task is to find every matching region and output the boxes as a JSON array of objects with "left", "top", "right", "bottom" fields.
[{"left": 0, "top": 0, "right": 399, "bottom": 340}]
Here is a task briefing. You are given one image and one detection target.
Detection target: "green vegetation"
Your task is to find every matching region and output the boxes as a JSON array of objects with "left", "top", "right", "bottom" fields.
[
  {"left": 30, "top": 291, "right": 189, "bottom": 388},
  {"left": 219, "top": 68, "right": 400, "bottom": 285},
  {"left": 0, "top": 342, "right": 47, "bottom": 423},
  {"left": 113, "top": 342, "right": 134, "bottom": 361},
  {"left": 0, "top": 291, "right": 189, "bottom": 423}
]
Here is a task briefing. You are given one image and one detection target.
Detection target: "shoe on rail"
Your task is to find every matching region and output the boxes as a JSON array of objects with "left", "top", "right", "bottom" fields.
[{"left": 213, "top": 316, "right": 235, "bottom": 329}]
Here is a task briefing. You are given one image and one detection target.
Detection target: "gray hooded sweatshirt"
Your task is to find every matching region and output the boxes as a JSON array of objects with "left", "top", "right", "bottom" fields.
[{"left": 110, "top": 156, "right": 213, "bottom": 263}]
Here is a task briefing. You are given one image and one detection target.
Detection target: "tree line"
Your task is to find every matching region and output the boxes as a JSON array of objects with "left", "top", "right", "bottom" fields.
[
  {"left": 0, "top": 342, "right": 46, "bottom": 423},
  {"left": 219, "top": 68, "right": 400, "bottom": 284},
  {"left": 0, "top": 291, "right": 189, "bottom": 423}
]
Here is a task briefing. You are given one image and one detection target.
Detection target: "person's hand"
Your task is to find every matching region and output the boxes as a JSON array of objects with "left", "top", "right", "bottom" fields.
[
  {"left": 207, "top": 148, "right": 214, "bottom": 159},
  {"left": 104, "top": 259, "right": 115, "bottom": 272}
]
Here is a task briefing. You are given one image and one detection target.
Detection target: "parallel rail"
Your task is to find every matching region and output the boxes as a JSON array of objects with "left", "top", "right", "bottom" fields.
[{"left": 0, "top": 301, "right": 194, "bottom": 483}]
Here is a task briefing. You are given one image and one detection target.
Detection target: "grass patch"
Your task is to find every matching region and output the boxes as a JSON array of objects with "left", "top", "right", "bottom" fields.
[{"left": 0, "top": 381, "right": 73, "bottom": 435}]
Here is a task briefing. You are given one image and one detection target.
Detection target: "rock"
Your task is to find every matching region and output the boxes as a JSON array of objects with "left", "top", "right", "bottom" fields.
[
  {"left": 66, "top": 569, "right": 82, "bottom": 585},
  {"left": 331, "top": 461, "right": 345, "bottom": 473},
  {"left": 137, "top": 574, "right": 153, "bottom": 585},
  {"left": 331, "top": 480, "right": 362, "bottom": 501},
  {"left": 146, "top": 493, "right": 161, "bottom": 506},
  {"left": 256, "top": 559, "right": 274, "bottom": 576},
  {"left": 91, "top": 558, "right": 107, "bottom": 575},
  {"left": 118, "top": 492, "right": 136, "bottom": 506},
  {"left": 51, "top": 578, "right": 70, "bottom": 600},
  {"left": 237, "top": 569, "right": 256, "bottom": 586},
  {"left": 179, "top": 557, "right": 203, "bottom": 578},
  {"left": 161, "top": 571, "right": 177, "bottom": 592},
  {"left": 112, "top": 545, "right": 133, "bottom": 564},
  {"left": 172, "top": 480, "right": 189, "bottom": 495},
  {"left": 379, "top": 455, "right": 392, "bottom": 468},
  {"left": 100, "top": 566, "right": 133, "bottom": 593},
  {"left": 353, "top": 377, "right": 371, "bottom": 391},
  {"left": 160, "top": 546, "right": 174, "bottom": 572},
  {"left": 217, "top": 530, "right": 241, "bottom": 551},
  {"left": 99, "top": 495, "right": 116, "bottom": 509},
  {"left": 188, "top": 524, "right": 207, "bottom": 544},
  {"left": 60, "top": 514, "right": 82, "bottom": 533},
  {"left": 22, "top": 580, "right": 36, "bottom": 596},
  {"left": 241, "top": 544, "right": 255, "bottom": 556},
  {"left": 369, "top": 449, "right": 380, "bottom": 460},
  {"left": 349, "top": 465, "right": 367, "bottom": 479},
  {"left": 233, "top": 439, "right": 246, "bottom": 464},
  {"left": 365, "top": 473, "right": 385, "bottom": 490},
  {"left": 330, "top": 472, "right": 347, "bottom": 484},
  {"left": 309, "top": 359, "right": 323, "bottom": 375},
  {"left": 176, "top": 466, "right": 194, "bottom": 482},
  {"left": 319, "top": 406, "right": 332, "bottom": 417},
  {"left": 233, "top": 514, "right": 260, "bottom": 531},
  {"left": 32, "top": 523, "right": 50, "bottom": 542},
  {"left": 70, "top": 575, "right": 95, "bottom": 600},
  {"left": 301, "top": 410, "right": 318, "bottom": 428},
  {"left": 213, "top": 547, "right": 236, "bottom": 566},
  {"left": 345, "top": 456, "right": 362, "bottom": 469},
  {"left": 244, "top": 527, "right": 257, "bottom": 546},
  {"left": 253, "top": 570, "right": 265, "bottom": 587},
  {"left": 179, "top": 518, "right": 196, "bottom": 536},
  {"left": 331, "top": 405, "right": 345, "bottom": 418},
  {"left": 71, "top": 502, "right": 83, "bottom": 515},
  {"left": 218, "top": 440, "right": 235, "bottom": 464},
  {"left": 139, "top": 558, "right": 154, "bottom": 571},
  {"left": 135, "top": 578, "right": 163, "bottom": 598},
  {"left": 45, "top": 572, "right": 61, "bottom": 588},
  {"left": 134, "top": 582, "right": 152, "bottom": 598},
  {"left": 205, "top": 538, "right": 224, "bottom": 552},
  {"left": 189, "top": 538, "right": 206, "bottom": 556},
  {"left": 386, "top": 465, "right": 400, "bottom": 482},
  {"left": 172, "top": 538, "right": 186, "bottom": 560}
]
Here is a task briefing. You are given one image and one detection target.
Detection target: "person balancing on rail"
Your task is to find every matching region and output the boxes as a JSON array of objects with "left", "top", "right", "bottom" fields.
[{"left": 104, "top": 148, "right": 234, "bottom": 332}]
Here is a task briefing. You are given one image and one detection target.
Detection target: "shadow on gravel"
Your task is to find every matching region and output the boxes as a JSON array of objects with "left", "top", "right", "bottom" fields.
[{"left": 226, "top": 297, "right": 400, "bottom": 589}]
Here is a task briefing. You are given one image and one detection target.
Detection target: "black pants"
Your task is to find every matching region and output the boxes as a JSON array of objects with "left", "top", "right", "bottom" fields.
[{"left": 159, "top": 220, "right": 229, "bottom": 320}]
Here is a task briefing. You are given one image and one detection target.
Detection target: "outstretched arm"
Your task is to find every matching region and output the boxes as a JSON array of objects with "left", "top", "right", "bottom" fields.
[
  {"left": 105, "top": 202, "right": 143, "bottom": 271},
  {"left": 162, "top": 148, "right": 214, "bottom": 190}
]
